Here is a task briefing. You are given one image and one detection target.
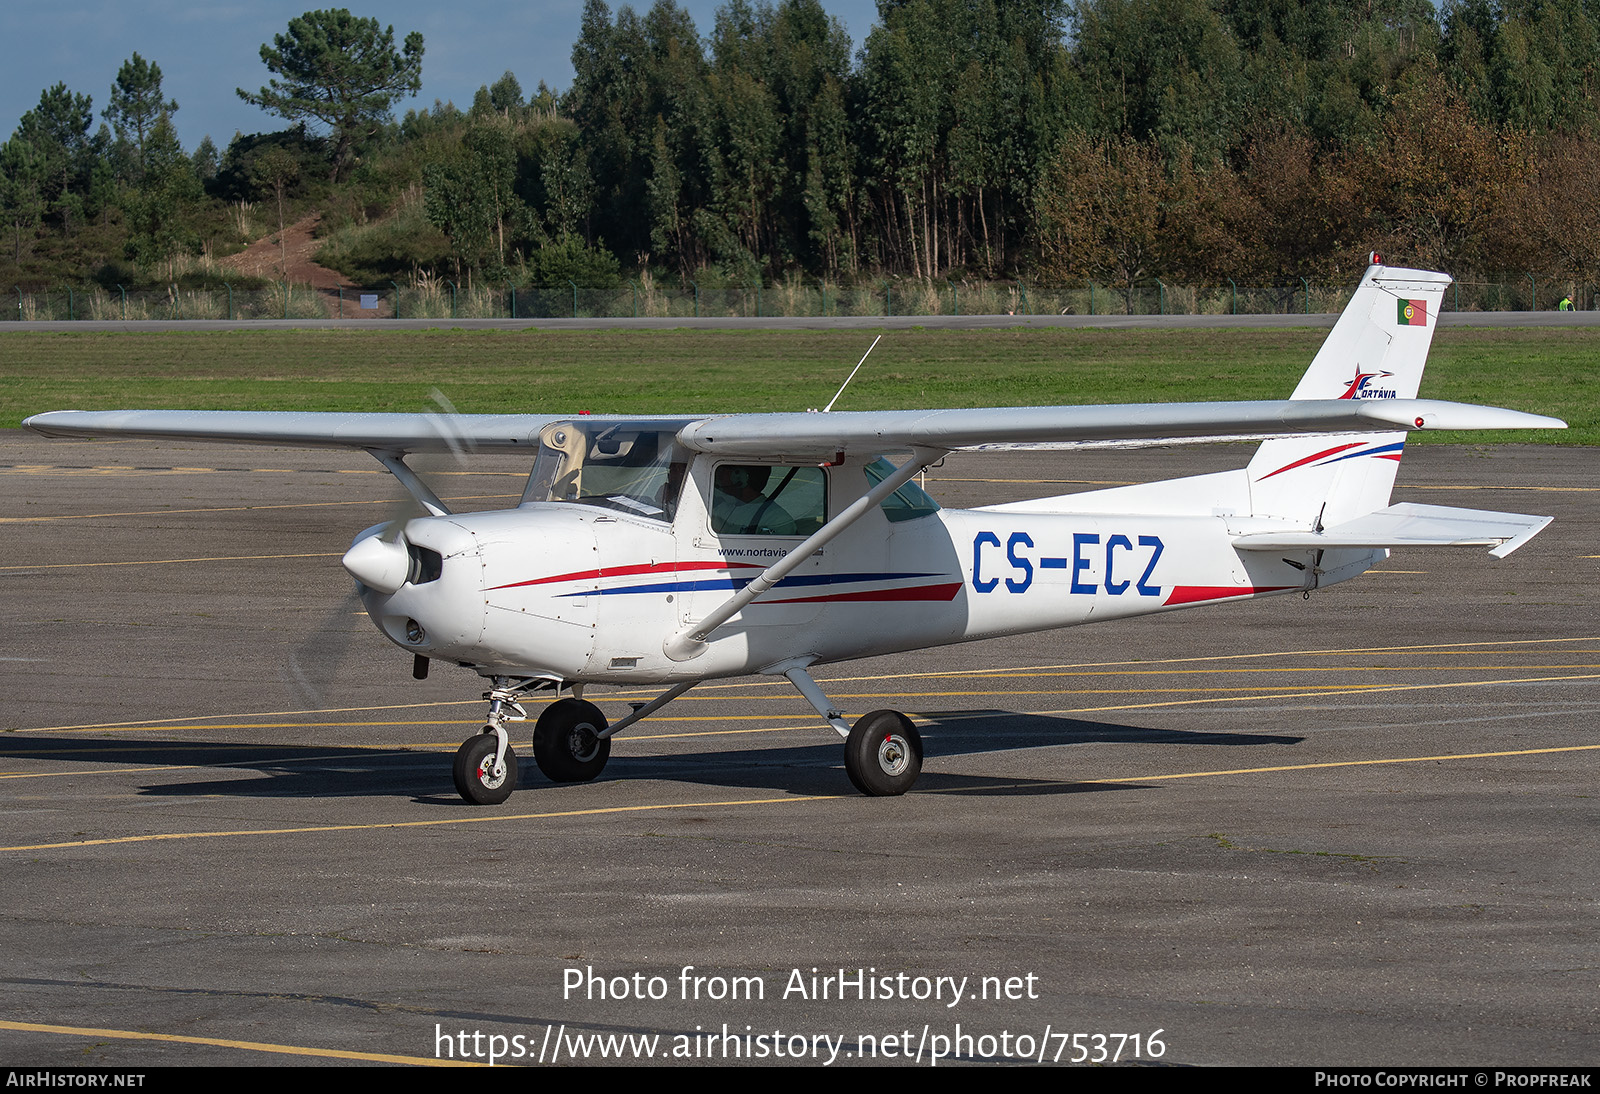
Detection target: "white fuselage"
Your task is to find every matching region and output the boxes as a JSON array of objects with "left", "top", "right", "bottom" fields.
[{"left": 357, "top": 453, "right": 1378, "bottom": 685}]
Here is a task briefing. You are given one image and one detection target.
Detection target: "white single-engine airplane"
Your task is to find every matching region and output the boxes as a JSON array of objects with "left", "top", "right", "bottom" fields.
[{"left": 25, "top": 263, "right": 1566, "bottom": 803}]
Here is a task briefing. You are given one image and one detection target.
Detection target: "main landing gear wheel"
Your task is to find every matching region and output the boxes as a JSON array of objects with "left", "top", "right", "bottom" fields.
[
  {"left": 533, "top": 698, "right": 611, "bottom": 783},
  {"left": 453, "top": 732, "right": 518, "bottom": 805},
  {"left": 844, "top": 709, "right": 922, "bottom": 796}
]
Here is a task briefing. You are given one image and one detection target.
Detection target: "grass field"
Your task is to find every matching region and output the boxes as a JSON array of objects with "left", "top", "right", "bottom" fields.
[{"left": 2, "top": 326, "right": 1592, "bottom": 444}]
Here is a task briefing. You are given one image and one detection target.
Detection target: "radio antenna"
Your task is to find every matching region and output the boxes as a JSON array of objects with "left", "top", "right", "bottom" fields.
[{"left": 824, "top": 335, "right": 882, "bottom": 413}]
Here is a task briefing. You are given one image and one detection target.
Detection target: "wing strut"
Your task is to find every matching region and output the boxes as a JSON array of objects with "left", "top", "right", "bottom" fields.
[
  {"left": 663, "top": 446, "right": 948, "bottom": 662},
  {"left": 368, "top": 450, "right": 452, "bottom": 517}
]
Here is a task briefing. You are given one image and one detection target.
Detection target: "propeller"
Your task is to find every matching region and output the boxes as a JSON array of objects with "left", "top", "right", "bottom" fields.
[
  {"left": 343, "top": 388, "right": 475, "bottom": 590},
  {"left": 281, "top": 388, "right": 475, "bottom": 709},
  {"left": 283, "top": 583, "right": 368, "bottom": 711}
]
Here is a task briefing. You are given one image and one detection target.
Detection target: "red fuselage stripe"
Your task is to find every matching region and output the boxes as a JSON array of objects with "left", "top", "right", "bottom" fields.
[
  {"left": 761, "top": 582, "right": 964, "bottom": 605},
  {"left": 488, "top": 560, "right": 762, "bottom": 591},
  {"left": 1164, "top": 584, "right": 1296, "bottom": 606}
]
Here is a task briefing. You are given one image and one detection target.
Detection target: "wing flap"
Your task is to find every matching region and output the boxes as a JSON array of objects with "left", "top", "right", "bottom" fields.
[{"left": 1232, "top": 502, "right": 1554, "bottom": 559}]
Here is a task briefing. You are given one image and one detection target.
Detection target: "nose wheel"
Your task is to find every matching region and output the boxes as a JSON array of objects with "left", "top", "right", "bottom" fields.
[{"left": 453, "top": 731, "right": 518, "bottom": 805}]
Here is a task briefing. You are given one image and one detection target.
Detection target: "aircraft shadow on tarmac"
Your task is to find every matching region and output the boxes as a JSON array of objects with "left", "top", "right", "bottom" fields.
[{"left": 4, "top": 711, "right": 1300, "bottom": 802}]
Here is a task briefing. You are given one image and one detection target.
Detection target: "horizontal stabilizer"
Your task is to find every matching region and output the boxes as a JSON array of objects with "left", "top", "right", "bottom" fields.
[{"left": 1232, "top": 502, "right": 1553, "bottom": 559}]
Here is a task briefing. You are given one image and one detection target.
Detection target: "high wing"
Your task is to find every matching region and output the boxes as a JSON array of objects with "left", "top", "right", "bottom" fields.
[
  {"left": 20, "top": 398, "right": 1563, "bottom": 457},
  {"left": 20, "top": 409, "right": 613, "bottom": 452},
  {"left": 672, "top": 399, "right": 1561, "bottom": 457}
]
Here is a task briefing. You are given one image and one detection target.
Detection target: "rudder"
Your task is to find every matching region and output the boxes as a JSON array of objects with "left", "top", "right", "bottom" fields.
[{"left": 1248, "top": 263, "right": 1451, "bottom": 527}]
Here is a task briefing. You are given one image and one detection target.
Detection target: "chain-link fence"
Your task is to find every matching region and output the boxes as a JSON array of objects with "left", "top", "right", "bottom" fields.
[{"left": 10, "top": 276, "right": 1596, "bottom": 321}]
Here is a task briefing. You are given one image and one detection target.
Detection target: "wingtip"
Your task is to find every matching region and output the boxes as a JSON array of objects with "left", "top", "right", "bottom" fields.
[
  {"left": 1358, "top": 401, "right": 1567, "bottom": 431},
  {"left": 22, "top": 410, "right": 74, "bottom": 435}
]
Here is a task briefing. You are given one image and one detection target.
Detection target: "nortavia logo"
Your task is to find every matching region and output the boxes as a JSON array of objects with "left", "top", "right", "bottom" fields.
[{"left": 1337, "top": 367, "right": 1397, "bottom": 399}]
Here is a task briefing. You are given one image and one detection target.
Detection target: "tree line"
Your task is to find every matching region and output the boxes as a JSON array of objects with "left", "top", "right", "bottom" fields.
[{"left": 5, "top": 1, "right": 1600, "bottom": 295}]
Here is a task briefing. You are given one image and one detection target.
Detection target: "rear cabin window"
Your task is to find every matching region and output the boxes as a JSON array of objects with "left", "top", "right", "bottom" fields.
[{"left": 864, "top": 457, "right": 941, "bottom": 523}]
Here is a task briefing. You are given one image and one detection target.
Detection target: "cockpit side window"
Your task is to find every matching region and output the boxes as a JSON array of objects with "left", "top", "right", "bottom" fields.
[
  {"left": 864, "top": 457, "right": 941, "bottom": 523},
  {"left": 522, "top": 421, "right": 690, "bottom": 521},
  {"left": 709, "top": 464, "right": 826, "bottom": 536}
]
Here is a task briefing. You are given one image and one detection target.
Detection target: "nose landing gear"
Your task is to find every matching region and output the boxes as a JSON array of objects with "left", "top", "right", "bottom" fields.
[
  {"left": 451, "top": 677, "right": 616, "bottom": 803},
  {"left": 451, "top": 676, "right": 539, "bottom": 805},
  {"left": 453, "top": 732, "right": 518, "bottom": 805}
]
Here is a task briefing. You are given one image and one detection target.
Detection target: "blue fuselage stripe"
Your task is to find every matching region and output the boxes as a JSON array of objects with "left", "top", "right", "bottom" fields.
[{"left": 554, "top": 571, "right": 947, "bottom": 598}]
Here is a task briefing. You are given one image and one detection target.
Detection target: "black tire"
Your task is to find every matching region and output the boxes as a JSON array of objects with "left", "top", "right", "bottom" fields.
[
  {"left": 453, "top": 732, "right": 518, "bottom": 805},
  {"left": 844, "top": 710, "right": 922, "bottom": 796},
  {"left": 533, "top": 698, "right": 611, "bottom": 783}
]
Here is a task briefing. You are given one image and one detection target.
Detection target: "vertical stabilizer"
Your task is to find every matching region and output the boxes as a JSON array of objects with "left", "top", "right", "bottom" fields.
[{"left": 1248, "top": 264, "right": 1451, "bottom": 527}]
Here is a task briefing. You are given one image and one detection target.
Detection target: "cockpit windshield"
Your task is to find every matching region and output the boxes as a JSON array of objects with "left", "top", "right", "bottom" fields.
[{"left": 521, "top": 420, "right": 692, "bottom": 521}]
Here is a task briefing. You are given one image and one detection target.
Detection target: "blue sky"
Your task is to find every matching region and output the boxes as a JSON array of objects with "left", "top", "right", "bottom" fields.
[{"left": 2, "top": 1, "right": 882, "bottom": 153}]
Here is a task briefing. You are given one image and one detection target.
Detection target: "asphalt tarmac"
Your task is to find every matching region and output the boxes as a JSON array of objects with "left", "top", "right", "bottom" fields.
[{"left": 1, "top": 433, "right": 1595, "bottom": 1067}]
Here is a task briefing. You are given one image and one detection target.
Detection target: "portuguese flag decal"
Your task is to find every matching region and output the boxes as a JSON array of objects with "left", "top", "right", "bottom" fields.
[{"left": 1397, "top": 298, "right": 1427, "bottom": 326}]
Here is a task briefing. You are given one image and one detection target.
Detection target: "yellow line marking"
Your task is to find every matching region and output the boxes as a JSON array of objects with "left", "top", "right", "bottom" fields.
[
  {"left": 0, "top": 494, "right": 519, "bottom": 524},
  {"left": 826, "top": 666, "right": 1600, "bottom": 690},
  {"left": 33, "top": 701, "right": 486, "bottom": 733},
  {"left": 0, "top": 1019, "right": 478, "bottom": 1066},
  {"left": 7, "top": 740, "right": 1595, "bottom": 853},
  {"left": 812, "top": 636, "right": 1600, "bottom": 685},
  {"left": 2, "top": 683, "right": 1470, "bottom": 741},
  {"left": 948, "top": 656, "right": 1600, "bottom": 679},
  {"left": 626, "top": 723, "right": 819, "bottom": 741},
  {"left": 0, "top": 765, "right": 200, "bottom": 779},
  {"left": 27, "top": 663, "right": 1598, "bottom": 734},
  {"left": 8, "top": 725, "right": 475, "bottom": 736},
  {"left": 1017, "top": 672, "right": 1600, "bottom": 715},
  {"left": 0, "top": 466, "right": 512, "bottom": 481},
  {"left": 2, "top": 552, "right": 343, "bottom": 571},
  {"left": 1091, "top": 744, "right": 1600, "bottom": 785},
  {"left": 0, "top": 748, "right": 428, "bottom": 778},
  {"left": 0, "top": 794, "right": 835, "bottom": 852},
  {"left": 24, "top": 669, "right": 1592, "bottom": 753},
  {"left": 0, "top": 438, "right": 141, "bottom": 447},
  {"left": 0, "top": 466, "right": 221, "bottom": 477},
  {"left": 622, "top": 672, "right": 1600, "bottom": 737},
  {"left": 1405, "top": 484, "right": 1600, "bottom": 493},
  {"left": 21, "top": 638, "right": 1599, "bottom": 735}
]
